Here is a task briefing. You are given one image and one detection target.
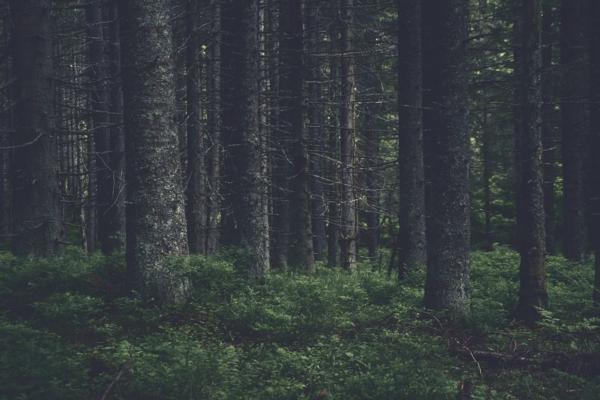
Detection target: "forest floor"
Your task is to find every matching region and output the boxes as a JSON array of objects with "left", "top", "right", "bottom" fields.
[{"left": 0, "top": 247, "right": 599, "bottom": 400}]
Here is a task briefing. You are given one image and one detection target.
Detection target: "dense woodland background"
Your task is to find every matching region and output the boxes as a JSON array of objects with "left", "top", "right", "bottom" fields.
[{"left": 1, "top": 0, "right": 600, "bottom": 399}]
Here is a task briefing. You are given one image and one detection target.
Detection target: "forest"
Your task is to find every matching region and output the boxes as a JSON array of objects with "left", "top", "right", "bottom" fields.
[{"left": 0, "top": 0, "right": 599, "bottom": 398}]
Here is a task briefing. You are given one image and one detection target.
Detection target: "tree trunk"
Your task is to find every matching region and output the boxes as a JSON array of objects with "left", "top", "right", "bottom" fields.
[
  {"left": 513, "top": 0, "right": 548, "bottom": 322},
  {"left": 185, "top": 0, "right": 207, "bottom": 255},
  {"left": 339, "top": 0, "right": 357, "bottom": 271},
  {"left": 221, "top": 0, "right": 270, "bottom": 279},
  {"left": 588, "top": 0, "right": 600, "bottom": 304},
  {"left": 206, "top": 0, "right": 221, "bottom": 255},
  {"left": 306, "top": 0, "right": 327, "bottom": 263},
  {"left": 481, "top": 108, "right": 494, "bottom": 251},
  {"left": 541, "top": 2, "right": 558, "bottom": 255},
  {"left": 327, "top": 19, "right": 340, "bottom": 268},
  {"left": 9, "top": 0, "right": 63, "bottom": 256},
  {"left": 560, "top": 0, "right": 589, "bottom": 262},
  {"left": 86, "top": 0, "right": 113, "bottom": 254},
  {"left": 422, "top": 0, "right": 471, "bottom": 316},
  {"left": 397, "top": 0, "right": 426, "bottom": 275},
  {"left": 280, "top": 0, "right": 314, "bottom": 270},
  {"left": 119, "top": 0, "right": 190, "bottom": 304}
]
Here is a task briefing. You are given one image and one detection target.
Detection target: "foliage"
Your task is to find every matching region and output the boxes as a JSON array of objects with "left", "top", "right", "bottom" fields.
[{"left": 0, "top": 247, "right": 598, "bottom": 399}]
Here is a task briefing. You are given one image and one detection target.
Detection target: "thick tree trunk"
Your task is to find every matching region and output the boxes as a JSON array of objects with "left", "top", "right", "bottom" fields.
[
  {"left": 422, "top": 0, "right": 471, "bottom": 316},
  {"left": 119, "top": 0, "right": 190, "bottom": 304},
  {"left": 221, "top": 0, "right": 270, "bottom": 279},
  {"left": 339, "top": 0, "right": 357, "bottom": 271},
  {"left": 589, "top": 0, "right": 600, "bottom": 304},
  {"left": 280, "top": 0, "right": 314, "bottom": 270},
  {"left": 9, "top": 0, "right": 62, "bottom": 256},
  {"left": 185, "top": 0, "right": 207, "bottom": 255},
  {"left": 560, "top": 0, "right": 589, "bottom": 262},
  {"left": 397, "top": 0, "right": 426, "bottom": 275},
  {"left": 513, "top": 0, "right": 548, "bottom": 321}
]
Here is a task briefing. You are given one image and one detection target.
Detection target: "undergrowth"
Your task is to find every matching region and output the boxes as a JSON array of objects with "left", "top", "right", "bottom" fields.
[{"left": 0, "top": 247, "right": 598, "bottom": 399}]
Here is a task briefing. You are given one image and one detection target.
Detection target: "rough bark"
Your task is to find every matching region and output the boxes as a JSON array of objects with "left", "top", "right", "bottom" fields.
[
  {"left": 422, "top": 0, "right": 471, "bottom": 316},
  {"left": 327, "top": 20, "right": 341, "bottom": 268},
  {"left": 87, "top": 0, "right": 114, "bottom": 254},
  {"left": 541, "top": 2, "right": 558, "bottom": 255},
  {"left": 280, "top": 0, "right": 314, "bottom": 270},
  {"left": 397, "top": 0, "right": 426, "bottom": 275},
  {"left": 589, "top": 0, "right": 600, "bottom": 304},
  {"left": 481, "top": 108, "right": 493, "bottom": 251},
  {"left": 206, "top": 0, "right": 221, "bottom": 254},
  {"left": 306, "top": 0, "right": 328, "bottom": 262},
  {"left": 221, "top": 0, "right": 270, "bottom": 279},
  {"left": 119, "top": 0, "right": 190, "bottom": 304},
  {"left": 560, "top": 0, "right": 589, "bottom": 262},
  {"left": 339, "top": 0, "right": 357, "bottom": 271},
  {"left": 513, "top": 0, "right": 548, "bottom": 321},
  {"left": 9, "top": 0, "right": 63, "bottom": 256},
  {"left": 185, "top": 0, "right": 207, "bottom": 255}
]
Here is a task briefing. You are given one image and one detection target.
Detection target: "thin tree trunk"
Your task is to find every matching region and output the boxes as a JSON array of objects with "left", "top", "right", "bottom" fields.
[
  {"left": 513, "top": 0, "right": 548, "bottom": 322},
  {"left": 541, "top": 2, "right": 558, "bottom": 255},
  {"left": 306, "top": 0, "right": 327, "bottom": 263},
  {"left": 397, "top": 0, "right": 426, "bottom": 275},
  {"left": 339, "top": 0, "right": 357, "bottom": 271},
  {"left": 185, "top": 0, "right": 207, "bottom": 255},
  {"left": 560, "top": 0, "right": 589, "bottom": 262},
  {"left": 206, "top": 0, "right": 221, "bottom": 254}
]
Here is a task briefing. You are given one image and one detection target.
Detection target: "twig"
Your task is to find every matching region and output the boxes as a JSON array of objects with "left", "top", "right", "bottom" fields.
[{"left": 99, "top": 364, "right": 127, "bottom": 400}]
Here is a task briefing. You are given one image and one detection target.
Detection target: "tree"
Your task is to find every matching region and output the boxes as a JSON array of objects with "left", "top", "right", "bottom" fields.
[
  {"left": 396, "top": 0, "right": 426, "bottom": 276},
  {"left": 280, "top": 0, "right": 314, "bottom": 270},
  {"left": 541, "top": 2, "right": 559, "bottom": 255},
  {"left": 560, "top": 0, "right": 589, "bottom": 262},
  {"left": 119, "top": 0, "right": 190, "bottom": 303},
  {"left": 513, "top": 0, "right": 548, "bottom": 321},
  {"left": 184, "top": 0, "right": 208, "bottom": 255},
  {"left": 589, "top": 0, "right": 600, "bottom": 304},
  {"left": 9, "top": 0, "right": 62, "bottom": 256},
  {"left": 422, "top": 0, "right": 471, "bottom": 316},
  {"left": 221, "top": 0, "right": 270, "bottom": 279},
  {"left": 339, "top": 0, "right": 358, "bottom": 270},
  {"left": 306, "top": 0, "right": 328, "bottom": 262}
]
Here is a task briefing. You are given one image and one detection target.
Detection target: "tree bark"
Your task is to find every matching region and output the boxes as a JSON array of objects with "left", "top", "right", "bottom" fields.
[
  {"left": 9, "top": 0, "right": 63, "bottom": 256},
  {"left": 541, "top": 2, "right": 558, "bottom": 255},
  {"left": 221, "top": 0, "right": 270, "bottom": 279},
  {"left": 206, "top": 0, "right": 221, "bottom": 254},
  {"left": 306, "top": 0, "right": 328, "bottom": 263},
  {"left": 185, "top": 0, "right": 207, "bottom": 255},
  {"left": 560, "top": 0, "right": 589, "bottom": 262},
  {"left": 588, "top": 0, "right": 600, "bottom": 304},
  {"left": 397, "top": 0, "right": 426, "bottom": 275},
  {"left": 422, "top": 0, "right": 471, "bottom": 316},
  {"left": 280, "top": 0, "right": 314, "bottom": 270},
  {"left": 119, "top": 0, "right": 190, "bottom": 304},
  {"left": 339, "top": 0, "right": 357, "bottom": 271},
  {"left": 513, "top": 0, "right": 548, "bottom": 321}
]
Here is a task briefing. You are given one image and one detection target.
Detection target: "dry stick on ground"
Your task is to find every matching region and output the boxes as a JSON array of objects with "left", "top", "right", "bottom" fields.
[{"left": 99, "top": 364, "right": 127, "bottom": 400}]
